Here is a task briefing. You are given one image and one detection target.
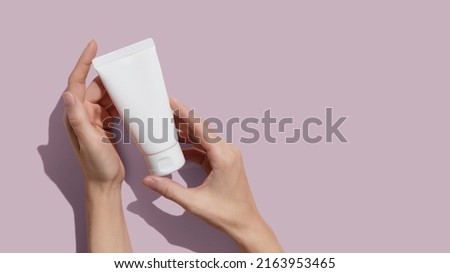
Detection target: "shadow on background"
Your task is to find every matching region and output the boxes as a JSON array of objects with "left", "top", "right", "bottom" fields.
[
  {"left": 37, "top": 98, "right": 87, "bottom": 252},
  {"left": 38, "top": 98, "right": 238, "bottom": 252}
]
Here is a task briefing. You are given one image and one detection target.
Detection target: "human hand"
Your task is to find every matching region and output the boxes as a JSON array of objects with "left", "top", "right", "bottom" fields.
[
  {"left": 142, "top": 98, "right": 283, "bottom": 252},
  {"left": 63, "top": 40, "right": 124, "bottom": 191},
  {"left": 63, "top": 40, "right": 131, "bottom": 252}
]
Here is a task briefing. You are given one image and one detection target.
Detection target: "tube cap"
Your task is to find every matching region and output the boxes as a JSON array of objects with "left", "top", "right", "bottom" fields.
[{"left": 145, "top": 144, "right": 186, "bottom": 176}]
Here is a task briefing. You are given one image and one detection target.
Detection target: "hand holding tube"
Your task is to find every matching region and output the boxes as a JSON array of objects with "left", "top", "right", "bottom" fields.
[
  {"left": 63, "top": 40, "right": 282, "bottom": 253},
  {"left": 143, "top": 98, "right": 283, "bottom": 253},
  {"left": 62, "top": 40, "right": 131, "bottom": 252}
]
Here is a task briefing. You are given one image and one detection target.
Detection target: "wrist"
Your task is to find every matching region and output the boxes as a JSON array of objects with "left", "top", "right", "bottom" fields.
[{"left": 85, "top": 180, "right": 122, "bottom": 201}]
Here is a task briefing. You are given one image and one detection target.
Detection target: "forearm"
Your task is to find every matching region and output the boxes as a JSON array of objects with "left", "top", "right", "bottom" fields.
[
  {"left": 85, "top": 183, "right": 132, "bottom": 252},
  {"left": 229, "top": 215, "right": 283, "bottom": 253}
]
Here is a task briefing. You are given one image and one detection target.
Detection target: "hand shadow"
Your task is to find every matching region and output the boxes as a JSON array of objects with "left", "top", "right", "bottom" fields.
[
  {"left": 123, "top": 138, "right": 239, "bottom": 252},
  {"left": 38, "top": 98, "right": 239, "bottom": 252},
  {"left": 38, "top": 97, "right": 87, "bottom": 252}
]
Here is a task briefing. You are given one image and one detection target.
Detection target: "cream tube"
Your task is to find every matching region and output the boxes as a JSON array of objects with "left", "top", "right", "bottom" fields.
[{"left": 92, "top": 38, "right": 185, "bottom": 176}]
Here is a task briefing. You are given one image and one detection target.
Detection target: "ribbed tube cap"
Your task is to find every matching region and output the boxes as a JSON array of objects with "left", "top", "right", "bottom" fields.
[{"left": 145, "top": 144, "right": 185, "bottom": 176}]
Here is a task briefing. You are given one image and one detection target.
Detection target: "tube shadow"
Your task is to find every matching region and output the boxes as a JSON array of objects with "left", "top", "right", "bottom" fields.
[{"left": 38, "top": 99, "right": 238, "bottom": 252}]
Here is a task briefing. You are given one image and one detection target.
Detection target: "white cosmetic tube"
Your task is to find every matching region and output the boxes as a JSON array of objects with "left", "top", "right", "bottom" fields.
[{"left": 92, "top": 38, "right": 185, "bottom": 176}]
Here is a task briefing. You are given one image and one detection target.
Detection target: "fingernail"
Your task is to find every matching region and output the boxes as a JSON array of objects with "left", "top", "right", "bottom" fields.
[
  {"left": 62, "top": 92, "right": 74, "bottom": 107},
  {"left": 143, "top": 176, "right": 157, "bottom": 190}
]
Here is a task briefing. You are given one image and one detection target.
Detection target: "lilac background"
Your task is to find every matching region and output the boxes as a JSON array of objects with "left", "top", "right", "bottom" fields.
[{"left": 0, "top": 0, "right": 449, "bottom": 252}]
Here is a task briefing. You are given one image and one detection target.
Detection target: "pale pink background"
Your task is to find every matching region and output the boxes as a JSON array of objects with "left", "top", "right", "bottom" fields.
[{"left": 0, "top": 1, "right": 449, "bottom": 252}]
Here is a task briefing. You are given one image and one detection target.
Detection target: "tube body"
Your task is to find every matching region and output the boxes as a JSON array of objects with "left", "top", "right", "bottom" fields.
[{"left": 92, "top": 38, "right": 185, "bottom": 176}]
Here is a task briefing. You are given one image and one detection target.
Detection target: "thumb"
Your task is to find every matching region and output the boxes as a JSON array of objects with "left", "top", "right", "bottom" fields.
[
  {"left": 143, "top": 176, "right": 192, "bottom": 208},
  {"left": 63, "top": 92, "right": 98, "bottom": 142}
]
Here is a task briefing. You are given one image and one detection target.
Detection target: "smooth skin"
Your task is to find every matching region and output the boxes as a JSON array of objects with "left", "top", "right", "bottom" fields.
[{"left": 63, "top": 40, "right": 283, "bottom": 253}]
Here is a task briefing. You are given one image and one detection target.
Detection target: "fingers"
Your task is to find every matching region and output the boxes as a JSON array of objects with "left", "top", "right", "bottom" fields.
[
  {"left": 170, "top": 97, "right": 224, "bottom": 153},
  {"left": 176, "top": 124, "right": 206, "bottom": 152},
  {"left": 63, "top": 92, "right": 99, "bottom": 147},
  {"left": 143, "top": 176, "right": 193, "bottom": 209},
  {"left": 182, "top": 147, "right": 206, "bottom": 165},
  {"left": 86, "top": 77, "right": 106, "bottom": 103},
  {"left": 67, "top": 40, "right": 98, "bottom": 101},
  {"left": 183, "top": 147, "right": 212, "bottom": 173},
  {"left": 86, "top": 77, "right": 119, "bottom": 117}
]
